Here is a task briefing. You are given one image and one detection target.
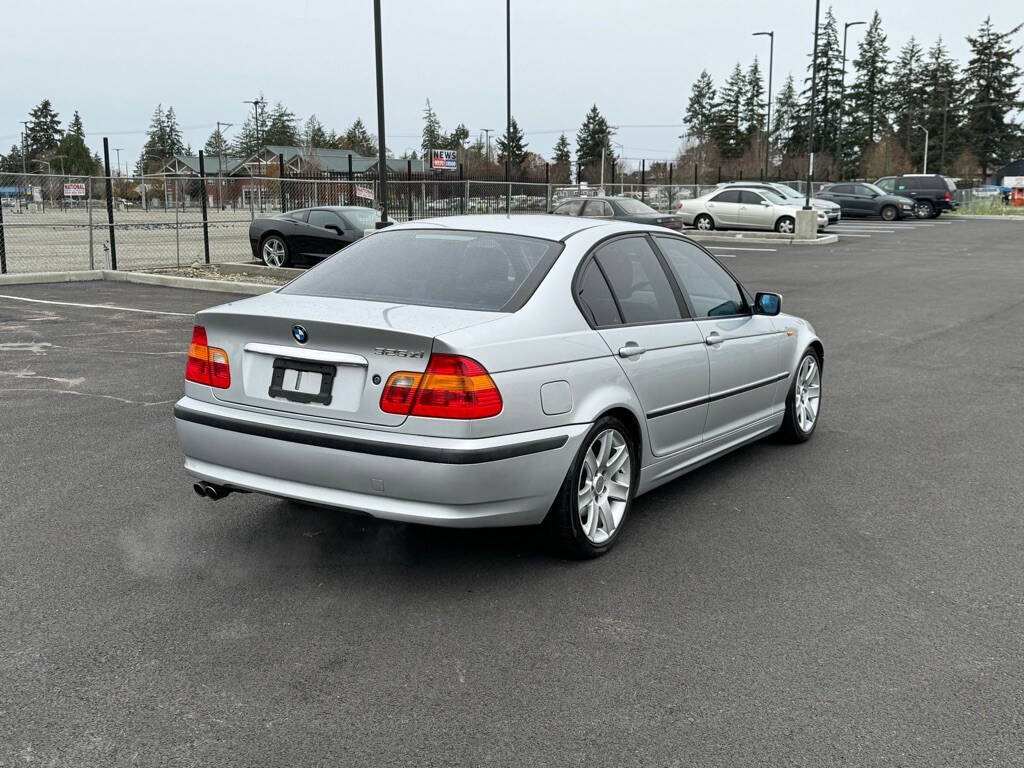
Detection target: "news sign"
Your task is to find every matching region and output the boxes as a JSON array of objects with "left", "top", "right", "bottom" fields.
[{"left": 430, "top": 149, "right": 457, "bottom": 171}]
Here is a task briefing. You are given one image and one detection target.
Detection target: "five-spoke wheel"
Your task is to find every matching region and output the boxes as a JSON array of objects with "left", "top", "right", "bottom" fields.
[{"left": 261, "top": 235, "right": 289, "bottom": 267}]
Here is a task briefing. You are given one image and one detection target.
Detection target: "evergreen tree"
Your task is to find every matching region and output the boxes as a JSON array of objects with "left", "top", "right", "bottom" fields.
[
  {"left": 68, "top": 110, "right": 85, "bottom": 138},
  {"left": 421, "top": 99, "right": 444, "bottom": 155},
  {"left": 552, "top": 133, "right": 571, "bottom": 183},
  {"left": 163, "top": 106, "right": 185, "bottom": 156},
  {"left": 890, "top": 38, "right": 926, "bottom": 163},
  {"left": 53, "top": 131, "right": 99, "bottom": 176},
  {"left": 231, "top": 106, "right": 269, "bottom": 158},
  {"left": 204, "top": 127, "right": 231, "bottom": 158},
  {"left": 920, "top": 37, "right": 963, "bottom": 174},
  {"left": 302, "top": 115, "right": 330, "bottom": 148},
  {"left": 742, "top": 58, "right": 766, "bottom": 136},
  {"left": 846, "top": 11, "right": 891, "bottom": 171},
  {"left": 1, "top": 144, "right": 25, "bottom": 173},
  {"left": 338, "top": 118, "right": 377, "bottom": 157},
  {"left": 264, "top": 102, "right": 298, "bottom": 146},
  {"left": 802, "top": 6, "right": 844, "bottom": 153},
  {"left": 963, "top": 17, "right": 1023, "bottom": 177},
  {"left": 446, "top": 123, "right": 470, "bottom": 151},
  {"left": 575, "top": 105, "right": 614, "bottom": 182},
  {"left": 497, "top": 117, "right": 528, "bottom": 169},
  {"left": 684, "top": 69, "right": 717, "bottom": 144},
  {"left": 711, "top": 63, "right": 747, "bottom": 159},
  {"left": 772, "top": 74, "right": 804, "bottom": 155},
  {"left": 26, "top": 99, "right": 62, "bottom": 159}
]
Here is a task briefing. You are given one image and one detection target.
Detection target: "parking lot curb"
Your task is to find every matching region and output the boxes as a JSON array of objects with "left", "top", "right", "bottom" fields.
[
  {"left": 214, "top": 262, "right": 304, "bottom": 279},
  {"left": 0, "top": 270, "right": 105, "bottom": 286},
  {"left": 949, "top": 214, "right": 1024, "bottom": 221},
  {"left": 101, "top": 270, "right": 276, "bottom": 295}
]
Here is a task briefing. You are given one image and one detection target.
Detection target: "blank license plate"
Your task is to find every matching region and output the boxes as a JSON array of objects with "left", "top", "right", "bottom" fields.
[{"left": 268, "top": 359, "right": 336, "bottom": 405}]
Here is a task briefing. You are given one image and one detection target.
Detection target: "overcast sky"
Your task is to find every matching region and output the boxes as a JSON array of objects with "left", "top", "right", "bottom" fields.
[{"left": 1, "top": 0, "right": 1020, "bottom": 169}]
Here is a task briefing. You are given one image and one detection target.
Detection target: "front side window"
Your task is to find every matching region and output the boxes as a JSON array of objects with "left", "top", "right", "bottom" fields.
[
  {"left": 739, "top": 190, "right": 765, "bottom": 205},
  {"left": 282, "top": 230, "right": 562, "bottom": 312},
  {"left": 656, "top": 237, "right": 746, "bottom": 318},
  {"left": 308, "top": 210, "right": 342, "bottom": 229},
  {"left": 592, "top": 237, "right": 682, "bottom": 324},
  {"left": 554, "top": 199, "right": 585, "bottom": 216},
  {"left": 854, "top": 184, "right": 877, "bottom": 197}
]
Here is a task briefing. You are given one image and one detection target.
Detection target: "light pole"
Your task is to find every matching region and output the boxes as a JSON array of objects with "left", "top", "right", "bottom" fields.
[
  {"left": 481, "top": 128, "right": 494, "bottom": 166},
  {"left": 113, "top": 147, "right": 124, "bottom": 202},
  {"left": 505, "top": 0, "right": 511, "bottom": 215},
  {"left": 752, "top": 31, "right": 774, "bottom": 181},
  {"left": 835, "top": 20, "right": 866, "bottom": 180},
  {"left": 372, "top": 0, "right": 391, "bottom": 226},
  {"left": 919, "top": 125, "right": 930, "bottom": 173},
  {"left": 216, "top": 121, "right": 233, "bottom": 209},
  {"left": 32, "top": 161, "right": 52, "bottom": 206},
  {"left": 243, "top": 98, "right": 266, "bottom": 211},
  {"left": 805, "top": 0, "right": 821, "bottom": 210}
]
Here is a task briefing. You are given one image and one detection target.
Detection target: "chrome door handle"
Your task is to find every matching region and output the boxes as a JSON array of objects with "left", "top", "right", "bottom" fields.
[
  {"left": 618, "top": 343, "right": 646, "bottom": 358},
  {"left": 705, "top": 332, "right": 723, "bottom": 346}
]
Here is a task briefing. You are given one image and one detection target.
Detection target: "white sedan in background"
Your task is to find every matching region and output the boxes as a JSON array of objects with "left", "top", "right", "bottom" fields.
[{"left": 678, "top": 188, "right": 828, "bottom": 234}]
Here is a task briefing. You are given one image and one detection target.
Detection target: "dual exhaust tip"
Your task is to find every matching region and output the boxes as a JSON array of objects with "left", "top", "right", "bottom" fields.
[{"left": 193, "top": 482, "right": 232, "bottom": 501}]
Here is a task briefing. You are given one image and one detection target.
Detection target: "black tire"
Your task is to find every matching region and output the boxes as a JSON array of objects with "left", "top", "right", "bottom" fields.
[
  {"left": 880, "top": 205, "right": 897, "bottom": 222},
  {"left": 775, "top": 216, "right": 796, "bottom": 234},
  {"left": 778, "top": 348, "right": 822, "bottom": 444},
  {"left": 260, "top": 234, "right": 290, "bottom": 267},
  {"left": 914, "top": 200, "right": 934, "bottom": 219},
  {"left": 543, "top": 416, "right": 637, "bottom": 559},
  {"left": 930, "top": 210, "right": 942, "bottom": 219},
  {"left": 694, "top": 214, "right": 715, "bottom": 231}
]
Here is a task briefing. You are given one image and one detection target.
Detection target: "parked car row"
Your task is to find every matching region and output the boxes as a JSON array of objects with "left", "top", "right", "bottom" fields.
[{"left": 677, "top": 186, "right": 830, "bottom": 233}]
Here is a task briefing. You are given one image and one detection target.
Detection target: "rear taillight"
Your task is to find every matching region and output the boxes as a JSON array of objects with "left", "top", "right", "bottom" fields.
[
  {"left": 380, "top": 354, "right": 502, "bottom": 419},
  {"left": 661, "top": 218, "right": 683, "bottom": 230},
  {"left": 945, "top": 191, "right": 951, "bottom": 201},
  {"left": 185, "top": 325, "right": 230, "bottom": 389}
]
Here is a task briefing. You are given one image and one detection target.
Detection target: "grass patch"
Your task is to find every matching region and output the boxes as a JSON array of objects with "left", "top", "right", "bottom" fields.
[{"left": 954, "top": 198, "right": 1024, "bottom": 216}]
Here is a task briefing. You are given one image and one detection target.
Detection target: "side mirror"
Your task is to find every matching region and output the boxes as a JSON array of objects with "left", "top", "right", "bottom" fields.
[
  {"left": 761, "top": 200, "right": 772, "bottom": 207},
  {"left": 755, "top": 292, "right": 782, "bottom": 316},
  {"left": 325, "top": 224, "right": 343, "bottom": 235}
]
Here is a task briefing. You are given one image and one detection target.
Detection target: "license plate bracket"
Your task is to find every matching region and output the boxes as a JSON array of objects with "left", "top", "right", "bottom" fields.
[{"left": 268, "top": 358, "right": 336, "bottom": 405}]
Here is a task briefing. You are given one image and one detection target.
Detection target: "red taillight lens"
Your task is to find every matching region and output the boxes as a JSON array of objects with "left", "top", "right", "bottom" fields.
[
  {"left": 945, "top": 191, "right": 951, "bottom": 201},
  {"left": 185, "top": 325, "right": 231, "bottom": 388},
  {"left": 380, "top": 354, "right": 502, "bottom": 419}
]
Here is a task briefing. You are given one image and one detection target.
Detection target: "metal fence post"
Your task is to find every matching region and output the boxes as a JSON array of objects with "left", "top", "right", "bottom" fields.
[
  {"left": 459, "top": 163, "right": 465, "bottom": 215},
  {"left": 640, "top": 160, "right": 646, "bottom": 202},
  {"left": 667, "top": 163, "right": 673, "bottom": 210},
  {"left": 0, "top": 185, "right": 6, "bottom": 274},
  {"left": 87, "top": 177, "right": 94, "bottom": 269},
  {"left": 199, "top": 151, "right": 210, "bottom": 265},
  {"left": 407, "top": 159, "right": 413, "bottom": 220},
  {"left": 278, "top": 153, "right": 286, "bottom": 212},
  {"left": 545, "top": 164, "right": 551, "bottom": 212},
  {"left": 102, "top": 138, "right": 117, "bottom": 270},
  {"left": 175, "top": 178, "right": 181, "bottom": 267}
]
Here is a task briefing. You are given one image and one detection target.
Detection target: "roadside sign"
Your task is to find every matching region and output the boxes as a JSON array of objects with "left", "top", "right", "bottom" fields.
[
  {"left": 430, "top": 149, "right": 457, "bottom": 171},
  {"left": 64, "top": 182, "right": 86, "bottom": 197},
  {"left": 1002, "top": 176, "right": 1024, "bottom": 188},
  {"left": 355, "top": 185, "right": 375, "bottom": 201}
]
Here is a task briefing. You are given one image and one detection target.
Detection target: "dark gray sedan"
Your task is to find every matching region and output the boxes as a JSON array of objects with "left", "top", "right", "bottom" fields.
[
  {"left": 249, "top": 206, "right": 381, "bottom": 267},
  {"left": 552, "top": 196, "right": 684, "bottom": 231}
]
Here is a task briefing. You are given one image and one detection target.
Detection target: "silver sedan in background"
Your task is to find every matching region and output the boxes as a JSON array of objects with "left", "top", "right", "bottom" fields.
[
  {"left": 679, "top": 187, "right": 829, "bottom": 233},
  {"left": 175, "top": 215, "right": 823, "bottom": 557}
]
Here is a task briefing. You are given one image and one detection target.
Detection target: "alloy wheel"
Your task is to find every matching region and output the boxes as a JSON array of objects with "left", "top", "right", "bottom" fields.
[
  {"left": 696, "top": 216, "right": 713, "bottom": 231},
  {"left": 577, "top": 429, "right": 631, "bottom": 545},
  {"left": 777, "top": 218, "right": 795, "bottom": 234},
  {"left": 262, "top": 237, "right": 286, "bottom": 267},
  {"left": 794, "top": 355, "right": 821, "bottom": 433}
]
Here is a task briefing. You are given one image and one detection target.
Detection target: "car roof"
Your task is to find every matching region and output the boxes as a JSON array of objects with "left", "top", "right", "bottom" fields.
[{"left": 385, "top": 214, "right": 648, "bottom": 241}]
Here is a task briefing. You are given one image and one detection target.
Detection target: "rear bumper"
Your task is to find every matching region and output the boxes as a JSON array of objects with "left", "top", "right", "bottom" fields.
[
  {"left": 174, "top": 396, "right": 588, "bottom": 527},
  {"left": 249, "top": 238, "right": 259, "bottom": 259}
]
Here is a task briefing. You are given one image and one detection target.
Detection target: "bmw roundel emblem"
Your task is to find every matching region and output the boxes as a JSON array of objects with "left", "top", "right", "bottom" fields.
[{"left": 292, "top": 325, "right": 308, "bottom": 344}]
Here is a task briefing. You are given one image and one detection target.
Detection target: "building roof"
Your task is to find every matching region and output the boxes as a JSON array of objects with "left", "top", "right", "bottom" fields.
[{"left": 166, "top": 155, "right": 245, "bottom": 175}]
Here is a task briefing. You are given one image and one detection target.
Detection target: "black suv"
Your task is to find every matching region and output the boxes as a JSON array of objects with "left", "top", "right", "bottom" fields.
[{"left": 874, "top": 174, "right": 959, "bottom": 218}]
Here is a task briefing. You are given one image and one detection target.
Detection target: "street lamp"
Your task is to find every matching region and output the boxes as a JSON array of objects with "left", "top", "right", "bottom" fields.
[
  {"left": 32, "top": 161, "right": 53, "bottom": 206},
  {"left": 216, "top": 121, "right": 234, "bottom": 209},
  {"left": 805, "top": 0, "right": 822, "bottom": 210},
  {"left": 835, "top": 20, "right": 866, "bottom": 180},
  {"left": 752, "top": 31, "right": 774, "bottom": 181},
  {"left": 243, "top": 98, "right": 266, "bottom": 211},
  {"left": 505, "top": 0, "right": 511, "bottom": 215},
  {"left": 373, "top": 0, "right": 391, "bottom": 226}
]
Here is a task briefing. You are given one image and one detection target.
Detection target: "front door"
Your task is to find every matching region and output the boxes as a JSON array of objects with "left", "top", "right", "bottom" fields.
[
  {"left": 576, "top": 236, "right": 710, "bottom": 456},
  {"left": 306, "top": 209, "right": 349, "bottom": 256},
  {"left": 655, "top": 236, "right": 784, "bottom": 443},
  {"left": 738, "top": 190, "right": 775, "bottom": 229}
]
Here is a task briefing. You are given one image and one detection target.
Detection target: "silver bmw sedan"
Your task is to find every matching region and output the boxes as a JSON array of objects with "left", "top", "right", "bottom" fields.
[{"left": 175, "top": 215, "right": 823, "bottom": 557}]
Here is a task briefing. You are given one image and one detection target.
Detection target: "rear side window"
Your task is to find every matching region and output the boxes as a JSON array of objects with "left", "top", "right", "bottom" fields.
[
  {"left": 282, "top": 209, "right": 308, "bottom": 222},
  {"left": 830, "top": 184, "right": 853, "bottom": 194},
  {"left": 710, "top": 190, "right": 740, "bottom": 203},
  {"left": 577, "top": 261, "right": 621, "bottom": 326},
  {"left": 583, "top": 200, "right": 614, "bottom": 217},
  {"left": 593, "top": 237, "right": 682, "bottom": 324},
  {"left": 282, "top": 229, "right": 562, "bottom": 312}
]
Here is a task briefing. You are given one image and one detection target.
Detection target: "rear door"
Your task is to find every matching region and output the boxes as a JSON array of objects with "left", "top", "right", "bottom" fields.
[
  {"left": 655, "top": 237, "right": 783, "bottom": 442},
  {"left": 578, "top": 236, "right": 709, "bottom": 456},
  {"left": 705, "top": 190, "right": 741, "bottom": 227}
]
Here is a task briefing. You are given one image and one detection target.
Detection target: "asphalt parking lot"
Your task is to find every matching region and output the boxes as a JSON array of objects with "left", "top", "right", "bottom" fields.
[{"left": 1, "top": 218, "right": 1022, "bottom": 766}]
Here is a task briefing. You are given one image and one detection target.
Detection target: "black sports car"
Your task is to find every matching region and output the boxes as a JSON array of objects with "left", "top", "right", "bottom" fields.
[
  {"left": 551, "top": 196, "right": 684, "bottom": 230},
  {"left": 249, "top": 206, "right": 381, "bottom": 267}
]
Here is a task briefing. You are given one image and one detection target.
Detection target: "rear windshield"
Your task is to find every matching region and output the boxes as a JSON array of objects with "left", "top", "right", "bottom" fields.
[
  {"left": 616, "top": 199, "right": 658, "bottom": 214},
  {"left": 281, "top": 229, "right": 563, "bottom": 312}
]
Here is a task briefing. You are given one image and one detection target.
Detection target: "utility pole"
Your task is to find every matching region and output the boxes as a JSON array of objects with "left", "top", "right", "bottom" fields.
[
  {"left": 217, "top": 121, "right": 233, "bottom": 209},
  {"left": 836, "top": 20, "right": 866, "bottom": 180},
  {"left": 373, "top": 0, "right": 390, "bottom": 226},
  {"left": 920, "top": 126, "right": 930, "bottom": 174},
  {"left": 505, "top": 0, "right": 511, "bottom": 215},
  {"left": 939, "top": 90, "right": 949, "bottom": 173},
  {"left": 753, "top": 31, "right": 774, "bottom": 182},
  {"left": 20, "top": 121, "right": 29, "bottom": 203},
  {"left": 244, "top": 98, "right": 266, "bottom": 210},
  {"left": 481, "top": 128, "right": 494, "bottom": 165},
  {"left": 114, "top": 147, "right": 123, "bottom": 201}
]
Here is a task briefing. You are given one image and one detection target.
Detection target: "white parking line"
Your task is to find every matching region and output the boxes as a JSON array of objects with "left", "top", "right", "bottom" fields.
[
  {"left": 713, "top": 254, "right": 737, "bottom": 258},
  {"left": 706, "top": 247, "right": 778, "bottom": 252},
  {"left": 836, "top": 233, "right": 873, "bottom": 237},
  {"left": 0, "top": 294, "right": 193, "bottom": 317},
  {"left": 830, "top": 228, "right": 896, "bottom": 233}
]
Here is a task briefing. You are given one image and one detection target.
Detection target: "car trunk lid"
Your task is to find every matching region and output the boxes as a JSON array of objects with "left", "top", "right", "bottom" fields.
[{"left": 199, "top": 291, "right": 498, "bottom": 426}]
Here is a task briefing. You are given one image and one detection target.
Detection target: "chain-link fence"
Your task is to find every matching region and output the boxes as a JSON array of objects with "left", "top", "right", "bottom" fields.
[{"left": 0, "top": 172, "right": 835, "bottom": 275}]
